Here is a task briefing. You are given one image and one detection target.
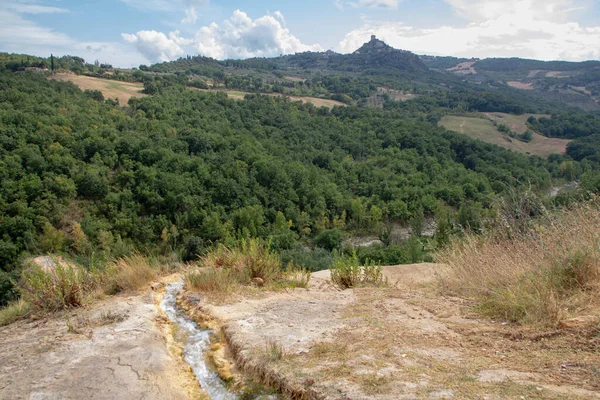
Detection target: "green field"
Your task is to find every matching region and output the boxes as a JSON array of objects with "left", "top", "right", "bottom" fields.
[{"left": 439, "top": 114, "right": 570, "bottom": 157}]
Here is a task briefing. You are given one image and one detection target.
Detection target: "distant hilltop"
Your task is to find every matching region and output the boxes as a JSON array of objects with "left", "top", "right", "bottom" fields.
[{"left": 353, "top": 35, "right": 390, "bottom": 54}]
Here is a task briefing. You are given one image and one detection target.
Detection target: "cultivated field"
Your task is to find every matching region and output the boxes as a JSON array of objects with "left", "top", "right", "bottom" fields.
[
  {"left": 53, "top": 74, "right": 345, "bottom": 109},
  {"left": 193, "top": 87, "right": 346, "bottom": 108},
  {"left": 50, "top": 73, "right": 146, "bottom": 104},
  {"left": 439, "top": 113, "right": 570, "bottom": 157},
  {"left": 447, "top": 61, "right": 477, "bottom": 75},
  {"left": 506, "top": 81, "right": 534, "bottom": 90}
]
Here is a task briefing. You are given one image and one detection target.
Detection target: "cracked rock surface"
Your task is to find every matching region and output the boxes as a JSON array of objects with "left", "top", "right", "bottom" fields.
[{"left": 0, "top": 292, "right": 195, "bottom": 400}]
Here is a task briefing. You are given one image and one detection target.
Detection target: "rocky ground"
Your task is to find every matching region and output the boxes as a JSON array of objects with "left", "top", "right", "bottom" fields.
[
  {"left": 190, "top": 264, "right": 600, "bottom": 399},
  {"left": 0, "top": 286, "right": 203, "bottom": 400},
  {"left": 2, "top": 263, "right": 599, "bottom": 400}
]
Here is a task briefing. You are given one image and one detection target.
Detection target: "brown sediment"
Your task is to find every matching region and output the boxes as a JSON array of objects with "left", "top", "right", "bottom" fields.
[
  {"left": 221, "top": 323, "right": 326, "bottom": 400},
  {"left": 177, "top": 289, "right": 324, "bottom": 399}
]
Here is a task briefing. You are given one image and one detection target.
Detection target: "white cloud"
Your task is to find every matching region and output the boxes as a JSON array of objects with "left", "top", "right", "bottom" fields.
[
  {"left": 122, "top": 30, "right": 185, "bottom": 63},
  {"left": 0, "top": 5, "right": 147, "bottom": 67},
  {"left": 122, "top": 10, "right": 322, "bottom": 62},
  {"left": 334, "top": 0, "right": 399, "bottom": 9},
  {"left": 121, "top": 0, "right": 208, "bottom": 23},
  {"left": 5, "top": 3, "right": 69, "bottom": 14},
  {"left": 443, "top": 0, "right": 578, "bottom": 22},
  {"left": 182, "top": 7, "right": 198, "bottom": 24},
  {"left": 338, "top": 0, "right": 600, "bottom": 60}
]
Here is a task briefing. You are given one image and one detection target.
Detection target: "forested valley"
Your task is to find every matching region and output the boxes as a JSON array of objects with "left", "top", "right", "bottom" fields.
[{"left": 2, "top": 43, "right": 600, "bottom": 306}]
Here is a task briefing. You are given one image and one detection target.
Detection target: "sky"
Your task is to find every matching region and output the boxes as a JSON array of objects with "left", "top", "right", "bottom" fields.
[{"left": 0, "top": 0, "right": 599, "bottom": 67}]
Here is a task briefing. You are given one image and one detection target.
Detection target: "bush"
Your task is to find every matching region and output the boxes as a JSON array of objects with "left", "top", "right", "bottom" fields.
[
  {"left": 182, "top": 236, "right": 205, "bottom": 262},
  {"left": 330, "top": 251, "right": 387, "bottom": 289},
  {"left": 353, "top": 238, "right": 430, "bottom": 266},
  {"left": 0, "top": 269, "right": 19, "bottom": 307},
  {"left": 281, "top": 247, "right": 333, "bottom": 272},
  {"left": 19, "top": 262, "right": 94, "bottom": 311},
  {"left": 313, "top": 229, "right": 344, "bottom": 252}
]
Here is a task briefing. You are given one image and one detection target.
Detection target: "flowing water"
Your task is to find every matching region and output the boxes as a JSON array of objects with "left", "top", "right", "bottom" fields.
[
  {"left": 160, "top": 282, "right": 280, "bottom": 400},
  {"left": 160, "top": 282, "right": 238, "bottom": 400}
]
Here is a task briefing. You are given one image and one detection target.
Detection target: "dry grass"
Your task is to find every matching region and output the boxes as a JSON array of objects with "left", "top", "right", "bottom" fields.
[
  {"left": 0, "top": 299, "right": 31, "bottom": 326},
  {"left": 436, "top": 199, "right": 600, "bottom": 326},
  {"left": 185, "top": 268, "right": 236, "bottom": 293},
  {"left": 191, "top": 87, "right": 346, "bottom": 108},
  {"left": 19, "top": 262, "right": 95, "bottom": 311},
  {"left": 50, "top": 73, "right": 146, "bottom": 104},
  {"left": 186, "top": 239, "right": 310, "bottom": 294},
  {"left": 264, "top": 339, "right": 287, "bottom": 361},
  {"left": 103, "top": 254, "right": 156, "bottom": 294}
]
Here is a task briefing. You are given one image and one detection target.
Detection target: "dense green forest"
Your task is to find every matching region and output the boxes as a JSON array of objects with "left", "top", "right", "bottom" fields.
[
  {"left": 0, "top": 70, "right": 581, "bottom": 304},
  {"left": 2, "top": 38, "right": 600, "bottom": 306}
]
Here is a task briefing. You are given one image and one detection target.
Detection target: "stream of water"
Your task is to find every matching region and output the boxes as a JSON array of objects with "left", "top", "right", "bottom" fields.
[{"left": 160, "top": 282, "right": 238, "bottom": 400}]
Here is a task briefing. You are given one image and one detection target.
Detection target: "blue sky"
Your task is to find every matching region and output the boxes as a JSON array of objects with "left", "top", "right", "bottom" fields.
[{"left": 1, "top": 0, "right": 599, "bottom": 67}]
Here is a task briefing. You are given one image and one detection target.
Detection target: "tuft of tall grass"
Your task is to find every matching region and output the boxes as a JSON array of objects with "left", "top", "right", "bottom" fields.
[
  {"left": 264, "top": 339, "right": 287, "bottom": 361},
  {"left": 276, "top": 263, "right": 311, "bottom": 289},
  {"left": 330, "top": 251, "right": 387, "bottom": 289},
  {"left": 185, "top": 268, "right": 236, "bottom": 293},
  {"left": 0, "top": 299, "right": 31, "bottom": 326},
  {"left": 436, "top": 199, "right": 600, "bottom": 326},
  {"left": 186, "top": 239, "right": 311, "bottom": 293},
  {"left": 103, "top": 254, "right": 156, "bottom": 294}
]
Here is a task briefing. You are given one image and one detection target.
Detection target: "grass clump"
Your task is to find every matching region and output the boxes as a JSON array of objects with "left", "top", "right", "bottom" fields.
[
  {"left": 0, "top": 299, "right": 31, "bottom": 326},
  {"left": 103, "top": 254, "right": 156, "bottom": 294},
  {"left": 185, "top": 268, "right": 236, "bottom": 293},
  {"left": 278, "top": 264, "right": 311, "bottom": 289},
  {"left": 19, "top": 262, "right": 95, "bottom": 311},
  {"left": 330, "top": 251, "right": 387, "bottom": 289},
  {"left": 185, "top": 239, "right": 310, "bottom": 293},
  {"left": 436, "top": 199, "right": 600, "bottom": 326},
  {"left": 264, "top": 339, "right": 287, "bottom": 361}
]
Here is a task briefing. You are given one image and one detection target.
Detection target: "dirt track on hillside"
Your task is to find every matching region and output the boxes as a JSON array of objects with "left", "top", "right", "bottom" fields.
[{"left": 190, "top": 264, "right": 600, "bottom": 399}]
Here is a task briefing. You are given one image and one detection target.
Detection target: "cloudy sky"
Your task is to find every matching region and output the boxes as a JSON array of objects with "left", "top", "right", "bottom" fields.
[{"left": 1, "top": 0, "right": 599, "bottom": 67}]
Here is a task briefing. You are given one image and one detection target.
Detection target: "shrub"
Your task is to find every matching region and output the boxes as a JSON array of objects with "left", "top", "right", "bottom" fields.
[
  {"left": 353, "top": 238, "right": 430, "bottom": 266},
  {"left": 182, "top": 236, "right": 205, "bottom": 262},
  {"left": 281, "top": 247, "right": 333, "bottom": 272},
  {"left": 436, "top": 199, "right": 600, "bottom": 326},
  {"left": 0, "top": 269, "right": 19, "bottom": 307},
  {"left": 330, "top": 251, "right": 387, "bottom": 289},
  {"left": 313, "top": 229, "right": 344, "bottom": 252},
  {"left": 19, "top": 262, "right": 93, "bottom": 311}
]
